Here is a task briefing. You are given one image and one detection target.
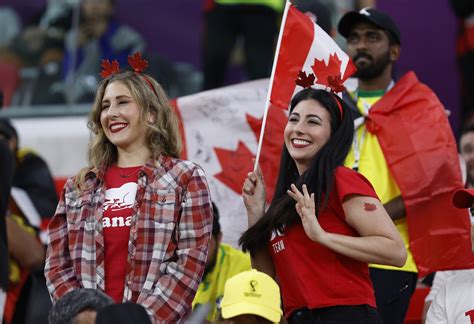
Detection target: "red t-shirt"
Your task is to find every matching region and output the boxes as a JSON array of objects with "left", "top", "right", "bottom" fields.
[
  {"left": 103, "top": 165, "right": 141, "bottom": 302},
  {"left": 269, "top": 166, "right": 378, "bottom": 317}
]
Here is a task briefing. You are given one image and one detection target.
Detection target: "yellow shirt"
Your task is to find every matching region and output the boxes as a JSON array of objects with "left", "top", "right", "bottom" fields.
[
  {"left": 215, "top": 0, "right": 284, "bottom": 12},
  {"left": 344, "top": 90, "right": 417, "bottom": 273},
  {"left": 192, "top": 243, "right": 251, "bottom": 322}
]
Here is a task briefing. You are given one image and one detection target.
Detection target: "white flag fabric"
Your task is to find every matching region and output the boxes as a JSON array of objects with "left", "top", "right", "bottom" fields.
[{"left": 175, "top": 79, "right": 286, "bottom": 246}]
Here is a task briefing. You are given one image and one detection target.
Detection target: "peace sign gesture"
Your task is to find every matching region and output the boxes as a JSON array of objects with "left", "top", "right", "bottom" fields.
[{"left": 287, "top": 184, "right": 328, "bottom": 244}]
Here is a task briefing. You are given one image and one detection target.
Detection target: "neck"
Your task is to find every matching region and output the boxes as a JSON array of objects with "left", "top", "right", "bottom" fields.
[
  {"left": 357, "top": 67, "right": 393, "bottom": 92},
  {"left": 117, "top": 146, "right": 151, "bottom": 167}
]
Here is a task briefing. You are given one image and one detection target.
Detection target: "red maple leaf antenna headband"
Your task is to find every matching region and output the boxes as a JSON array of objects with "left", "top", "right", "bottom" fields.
[
  {"left": 294, "top": 53, "right": 352, "bottom": 119},
  {"left": 100, "top": 52, "right": 159, "bottom": 97}
]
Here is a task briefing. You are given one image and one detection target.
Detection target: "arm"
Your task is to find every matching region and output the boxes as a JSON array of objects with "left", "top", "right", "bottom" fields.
[
  {"left": 425, "top": 280, "right": 449, "bottom": 323},
  {"left": 251, "top": 249, "right": 276, "bottom": 279},
  {"left": 44, "top": 182, "right": 81, "bottom": 300},
  {"left": 288, "top": 185, "right": 407, "bottom": 267},
  {"left": 383, "top": 195, "right": 406, "bottom": 221},
  {"left": 242, "top": 165, "right": 276, "bottom": 278},
  {"left": 6, "top": 215, "right": 45, "bottom": 270},
  {"left": 137, "top": 166, "right": 213, "bottom": 322},
  {"left": 0, "top": 140, "right": 14, "bottom": 289}
]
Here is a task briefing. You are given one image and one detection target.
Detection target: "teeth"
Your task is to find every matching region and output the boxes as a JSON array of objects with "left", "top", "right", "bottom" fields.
[
  {"left": 293, "top": 139, "right": 310, "bottom": 145},
  {"left": 110, "top": 123, "right": 127, "bottom": 130}
]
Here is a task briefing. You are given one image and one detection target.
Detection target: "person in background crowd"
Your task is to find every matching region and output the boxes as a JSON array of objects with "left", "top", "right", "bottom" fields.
[
  {"left": 201, "top": 0, "right": 282, "bottom": 90},
  {"left": 425, "top": 188, "right": 474, "bottom": 324},
  {"left": 0, "top": 119, "right": 58, "bottom": 222},
  {"left": 220, "top": 269, "right": 283, "bottom": 324},
  {"left": 192, "top": 202, "right": 251, "bottom": 322},
  {"left": 293, "top": 0, "right": 333, "bottom": 35},
  {"left": 338, "top": 7, "right": 467, "bottom": 324},
  {"left": 0, "top": 139, "right": 14, "bottom": 320},
  {"left": 48, "top": 288, "right": 113, "bottom": 324},
  {"left": 95, "top": 303, "right": 151, "bottom": 324},
  {"left": 240, "top": 88, "right": 406, "bottom": 323},
  {"left": 450, "top": 0, "right": 474, "bottom": 124},
  {"left": 63, "top": 0, "right": 146, "bottom": 102},
  {"left": 0, "top": 119, "right": 49, "bottom": 323},
  {"left": 0, "top": 7, "right": 21, "bottom": 47},
  {"left": 44, "top": 53, "right": 213, "bottom": 323},
  {"left": 422, "top": 123, "right": 474, "bottom": 323}
]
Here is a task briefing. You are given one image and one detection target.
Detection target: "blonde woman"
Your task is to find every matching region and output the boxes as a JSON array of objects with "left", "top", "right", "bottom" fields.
[{"left": 45, "top": 60, "right": 213, "bottom": 323}]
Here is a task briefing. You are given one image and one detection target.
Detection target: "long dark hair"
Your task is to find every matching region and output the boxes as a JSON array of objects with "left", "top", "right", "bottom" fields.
[{"left": 239, "top": 88, "right": 354, "bottom": 255}]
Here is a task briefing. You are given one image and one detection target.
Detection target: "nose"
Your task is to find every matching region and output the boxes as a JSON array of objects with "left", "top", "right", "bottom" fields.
[
  {"left": 354, "top": 38, "right": 368, "bottom": 52},
  {"left": 105, "top": 103, "right": 119, "bottom": 118},
  {"left": 293, "top": 120, "right": 305, "bottom": 135}
]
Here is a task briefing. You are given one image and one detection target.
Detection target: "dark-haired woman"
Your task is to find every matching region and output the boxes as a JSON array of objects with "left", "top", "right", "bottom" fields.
[{"left": 240, "top": 88, "right": 406, "bottom": 323}]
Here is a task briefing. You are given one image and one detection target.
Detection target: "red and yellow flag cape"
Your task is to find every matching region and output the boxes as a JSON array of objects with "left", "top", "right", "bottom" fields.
[{"left": 367, "top": 71, "right": 474, "bottom": 276}]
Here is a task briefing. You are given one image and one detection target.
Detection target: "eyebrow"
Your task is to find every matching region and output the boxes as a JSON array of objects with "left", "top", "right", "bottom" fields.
[
  {"left": 290, "top": 112, "right": 323, "bottom": 122},
  {"left": 102, "top": 95, "right": 132, "bottom": 103},
  {"left": 349, "top": 29, "right": 383, "bottom": 37}
]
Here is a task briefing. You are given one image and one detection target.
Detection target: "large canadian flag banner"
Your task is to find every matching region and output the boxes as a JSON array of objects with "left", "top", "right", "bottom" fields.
[{"left": 174, "top": 79, "right": 286, "bottom": 246}]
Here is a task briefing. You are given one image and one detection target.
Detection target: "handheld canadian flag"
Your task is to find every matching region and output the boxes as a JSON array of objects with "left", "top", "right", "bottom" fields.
[{"left": 254, "top": 2, "right": 356, "bottom": 168}]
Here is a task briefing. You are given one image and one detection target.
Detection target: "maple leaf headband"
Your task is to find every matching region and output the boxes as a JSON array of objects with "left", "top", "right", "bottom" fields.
[
  {"left": 294, "top": 53, "right": 351, "bottom": 118},
  {"left": 100, "top": 52, "right": 158, "bottom": 97}
]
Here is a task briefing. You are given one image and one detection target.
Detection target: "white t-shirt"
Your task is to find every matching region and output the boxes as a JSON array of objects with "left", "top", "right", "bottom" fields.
[
  {"left": 426, "top": 270, "right": 474, "bottom": 323},
  {"left": 425, "top": 271, "right": 459, "bottom": 303}
]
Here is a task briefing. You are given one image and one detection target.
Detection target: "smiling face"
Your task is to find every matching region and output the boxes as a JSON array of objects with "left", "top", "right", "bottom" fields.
[
  {"left": 100, "top": 81, "right": 148, "bottom": 154},
  {"left": 284, "top": 99, "right": 332, "bottom": 175}
]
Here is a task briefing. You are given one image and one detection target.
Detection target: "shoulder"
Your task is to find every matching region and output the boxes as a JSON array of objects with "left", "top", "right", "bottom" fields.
[
  {"left": 334, "top": 166, "right": 373, "bottom": 187},
  {"left": 219, "top": 243, "right": 251, "bottom": 268},
  {"left": 333, "top": 166, "right": 378, "bottom": 201},
  {"left": 161, "top": 156, "right": 207, "bottom": 177},
  {"left": 110, "top": 24, "right": 145, "bottom": 50},
  {"left": 152, "top": 156, "right": 209, "bottom": 189}
]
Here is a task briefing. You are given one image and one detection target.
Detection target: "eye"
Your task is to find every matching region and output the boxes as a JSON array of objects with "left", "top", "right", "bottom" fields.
[
  {"left": 347, "top": 35, "right": 358, "bottom": 44},
  {"left": 288, "top": 116, "right": 299, "bottom": 123},
  {"left": 308, "top": 119, "right": 321, "bottom": 125},
  {"left": 368, "top": 34, "right": 379, "bottom": 42}
]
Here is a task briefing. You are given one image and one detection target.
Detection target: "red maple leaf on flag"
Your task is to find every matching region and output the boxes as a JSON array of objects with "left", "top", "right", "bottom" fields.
[
  {"left": 128, "top": 52, "right": 148, "bottom": 73},
  {"left": 295, "top": 71, "right": 316, "bottom": 88},
  {"left": 214, "top": 105, "right": 287, "bottom": 202},
  {"left": 311, "top": 52, "right": 345, "bottom": 89},
  {"left": 100, "top": 59, "right": 120, "bottom": 78}
]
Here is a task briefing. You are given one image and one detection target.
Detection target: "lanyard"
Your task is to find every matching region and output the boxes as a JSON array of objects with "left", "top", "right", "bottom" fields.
[{"left": 351, "top": 80, "right": 395, "bottom": 171}]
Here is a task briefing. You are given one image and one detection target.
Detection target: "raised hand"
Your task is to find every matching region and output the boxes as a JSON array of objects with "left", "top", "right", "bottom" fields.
[
  {"left": 287, "top": 184, "right": 327, "bottom": 243},
  {"left": 242, "top": 163, "right": 266, "bottom": 226}
]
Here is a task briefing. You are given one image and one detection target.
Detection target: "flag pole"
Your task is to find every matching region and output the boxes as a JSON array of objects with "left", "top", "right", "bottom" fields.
[{"left": 254, "top": 1, "right": 292, "bottom": 171}]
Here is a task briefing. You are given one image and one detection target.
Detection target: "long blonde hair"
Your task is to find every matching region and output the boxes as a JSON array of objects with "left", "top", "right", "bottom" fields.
[{"left": 76, "top": 71, "right": 182, "bottom": 189}]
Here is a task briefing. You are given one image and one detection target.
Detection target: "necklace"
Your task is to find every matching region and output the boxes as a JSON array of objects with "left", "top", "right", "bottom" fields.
[{"left": 118, "top": 166, "right": 141, "bottom": 178}]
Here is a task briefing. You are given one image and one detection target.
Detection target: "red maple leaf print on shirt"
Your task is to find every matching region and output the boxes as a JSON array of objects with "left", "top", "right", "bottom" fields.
[{"left": 214, "top": 105, "right": 287, "bottom": 202}]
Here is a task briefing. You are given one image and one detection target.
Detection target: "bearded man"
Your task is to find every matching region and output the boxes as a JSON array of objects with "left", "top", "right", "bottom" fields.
[{"left": 339, "top": 8, "right": 473, "bottom": 324}]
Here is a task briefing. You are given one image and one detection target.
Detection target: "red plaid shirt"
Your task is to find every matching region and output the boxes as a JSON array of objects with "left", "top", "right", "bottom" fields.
[{"left": 45, "top": 155, "right": 213, "bottom": 323}]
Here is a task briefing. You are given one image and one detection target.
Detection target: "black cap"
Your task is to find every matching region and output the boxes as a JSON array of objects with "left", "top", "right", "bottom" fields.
[{"left": 338, "top": 8, "right": 401, "bottom": 45}]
